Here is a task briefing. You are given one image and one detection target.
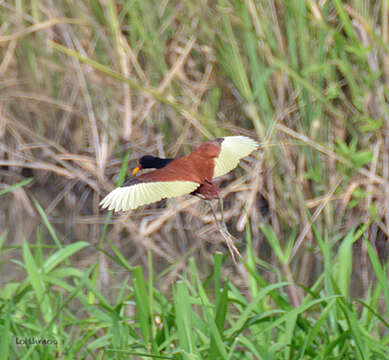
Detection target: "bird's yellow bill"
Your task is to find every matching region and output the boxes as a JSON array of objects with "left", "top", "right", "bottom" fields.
[{"left": 132, "top": 166, "right": 141, "bottom": 175}]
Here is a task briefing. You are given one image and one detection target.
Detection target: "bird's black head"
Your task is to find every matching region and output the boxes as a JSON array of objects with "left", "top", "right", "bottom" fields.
[
  {"left": 139, "top": 155, "right": 173, "bottom": 169},
  {"left": 132, "top": 155, "right": 173, "bottom": 175}
]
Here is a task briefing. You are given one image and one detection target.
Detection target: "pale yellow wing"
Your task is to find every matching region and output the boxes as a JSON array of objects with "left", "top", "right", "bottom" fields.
[
  {"left": 213, "top": 136, "right": 259, "bottom": 178},
  {"left": 100, "top": 180, "right": 200, "bottom": 212}
]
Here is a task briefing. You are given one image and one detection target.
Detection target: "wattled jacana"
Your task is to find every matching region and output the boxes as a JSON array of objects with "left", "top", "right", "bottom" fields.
[
  {"left": 100, "top": 136, "right": 259, "bottom": 259},
  {"left": 100, "top": 136, "right": 258, "bottom": 211}
]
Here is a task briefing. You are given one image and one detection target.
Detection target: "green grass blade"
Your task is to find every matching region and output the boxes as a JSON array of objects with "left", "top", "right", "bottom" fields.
[
  {"left": 132, "top": 266, "right": 151, "bottom": 347},
  {"left": 43, "top": 241, "right": 89, "bottom": 273},
  {"left": 173, "top": 281, "right": 195, "bottom": 354},
  {"left": 299, "top": 299, "right": 337, "bottom": 358},
  {"left": 364, "top": 236, "right": 389, "bottom": 319},
  {"left": 0, "top": 302, "right": 11, "bottom": 360},
  {"left": 0, "top": 177, "right": 33, "bottom": 196},
  {"left": 226, "top": 282, "right": 289, "bottom": 337},
  {"left": 22, "top": 239, "right": 53, "bottom": 323},
  {"left": 337, "top": 229, "right": 355, "bottom": 297},
  {"left": 32, "top": 197, "right": 62, "bottom": 248}
]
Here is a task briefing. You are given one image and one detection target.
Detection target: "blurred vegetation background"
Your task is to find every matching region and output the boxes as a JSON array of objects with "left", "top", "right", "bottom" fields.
[{"left": 1, "top": 0, "right": 389, "bottom": 358}]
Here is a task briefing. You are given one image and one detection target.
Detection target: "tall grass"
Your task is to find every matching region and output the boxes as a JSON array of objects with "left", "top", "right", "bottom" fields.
[
  {"left": 0, "top": 0, "right": 388, "bottom": 358},
  {"left": 1, "top": 215, "right": 388, "bottom": 358}
]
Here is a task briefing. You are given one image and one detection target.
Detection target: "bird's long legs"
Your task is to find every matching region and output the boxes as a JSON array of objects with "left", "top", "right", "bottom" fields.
[
  {"left": 205, "top": 198, "right": 241, "bottom": 263},
  {"left": 218, "top": 198, "right": 225, "bottom": 224}
]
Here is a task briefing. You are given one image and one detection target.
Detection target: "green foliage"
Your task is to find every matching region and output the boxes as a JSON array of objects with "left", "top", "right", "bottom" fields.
[
  {"left": 335, "top": 138, "right": 373, "bottom": 168},
  {"left": 357, "top": 116, "right": 383, "bottom": 133},
  {"left": 1, "top": 225, "right": 388, "bottom": 359},
  {"left": 1, "top": 0, "right": 388, "bottom": 358}
]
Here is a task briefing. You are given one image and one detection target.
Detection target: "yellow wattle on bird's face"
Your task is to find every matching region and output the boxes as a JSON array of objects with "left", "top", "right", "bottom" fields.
[{"left": 132, "top": 166, "right": 141, "bottom": 175}]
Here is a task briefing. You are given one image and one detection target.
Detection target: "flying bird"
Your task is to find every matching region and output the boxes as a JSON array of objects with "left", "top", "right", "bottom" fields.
[{"left": 100, "top": 136, "right": 258, "bottom": 212}]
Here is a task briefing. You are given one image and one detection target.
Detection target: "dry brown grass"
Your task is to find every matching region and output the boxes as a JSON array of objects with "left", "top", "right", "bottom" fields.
[{"left": 1, "top": 0, "right": 388, "bottom": 300}]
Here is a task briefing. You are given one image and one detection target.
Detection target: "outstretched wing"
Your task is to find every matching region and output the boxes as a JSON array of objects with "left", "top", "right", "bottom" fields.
[
  {"left": 100, "top": 180, "right": 200, "bottom": 212},
  {"left": 213, "top": 136, "right": 259, "bottom": 178}
]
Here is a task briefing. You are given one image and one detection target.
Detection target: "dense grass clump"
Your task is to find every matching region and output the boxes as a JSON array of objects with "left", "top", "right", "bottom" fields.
[{"left": 0, "top": 0, "right": 388, "bottom": 358}]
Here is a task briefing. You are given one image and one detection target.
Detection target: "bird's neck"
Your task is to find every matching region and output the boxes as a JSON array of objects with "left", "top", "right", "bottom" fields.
[{"left": 155, "top": 158, "right": 174, "bottom": 169}]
